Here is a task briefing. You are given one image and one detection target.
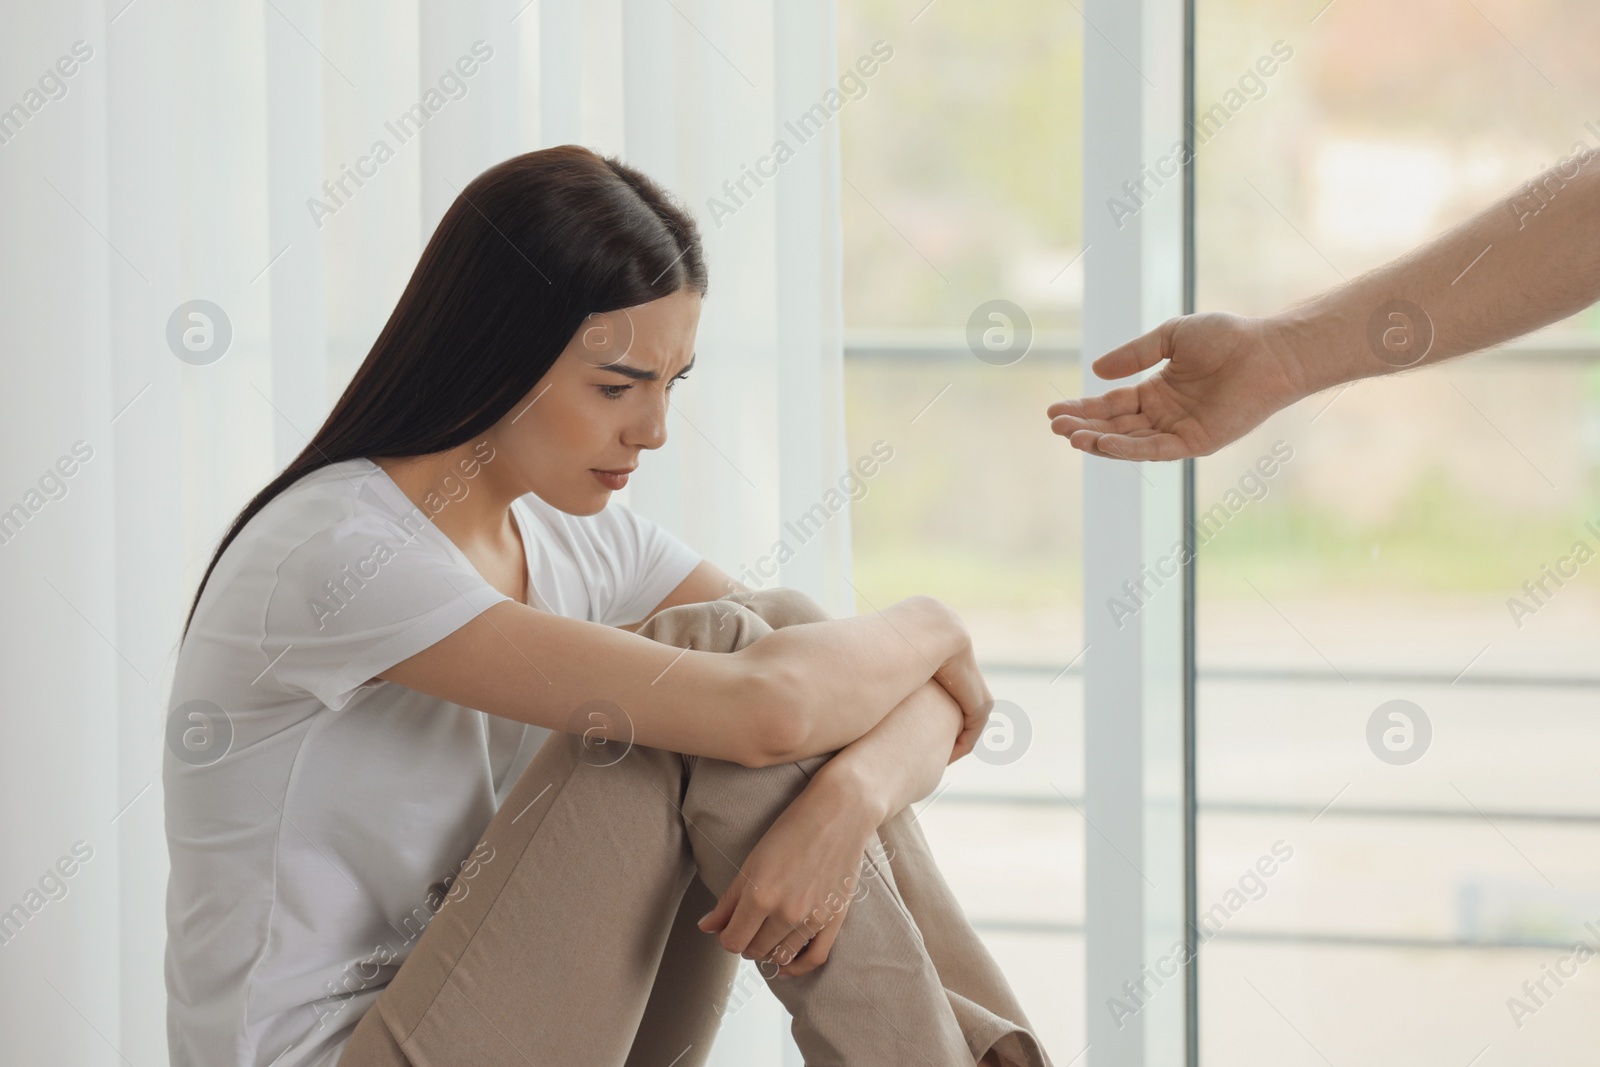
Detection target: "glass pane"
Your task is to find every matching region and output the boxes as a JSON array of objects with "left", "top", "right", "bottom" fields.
[
  {"left": 839, "top": 1, "right": 1086, "bottom": 1058},
  {"left": 1195, "top": 2, "right": 1600, "bottom": 1064}
]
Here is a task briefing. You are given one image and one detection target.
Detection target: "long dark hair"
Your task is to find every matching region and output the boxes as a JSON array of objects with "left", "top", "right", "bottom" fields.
[{"left": 181, "top": 145, "right": 708, "bottom": 641}]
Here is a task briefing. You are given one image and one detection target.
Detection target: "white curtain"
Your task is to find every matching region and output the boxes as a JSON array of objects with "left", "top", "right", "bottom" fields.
[{"left": 0, "top": 1, "right": 849, "bottom": 1062}]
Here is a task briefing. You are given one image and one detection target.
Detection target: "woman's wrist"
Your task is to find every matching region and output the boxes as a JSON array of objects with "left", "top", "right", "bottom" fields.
[
  {"left": 887, "top": 594, "right": 970, "bottom": 667},
  {"left": 810, "top": 752, "right": 892, "bottom": 833},
  {"left": 814, "top": 679, "right": 958, "bottom": 824}
]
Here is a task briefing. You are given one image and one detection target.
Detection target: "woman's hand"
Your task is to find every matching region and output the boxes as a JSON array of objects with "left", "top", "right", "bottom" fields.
[
  {"left": 697, "top": 762, "right": 885, "bottom": 978},
  {"left": 1046, "top": 311, "right": 1311, "bottom": 461},
  {"left": 932, "top": 631, "right": 993, "bottom": 763}
]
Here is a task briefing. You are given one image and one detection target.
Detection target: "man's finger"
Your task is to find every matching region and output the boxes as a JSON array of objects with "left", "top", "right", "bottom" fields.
[
  {"left": 1051, "top": 410, "right": 1157, "bottom": 444},
  {"left": 1062, "top": 431, "right": 1098, "bottom": 454},
  {"left": 1090, "top": 431, "right": 1190, "bottom": 462},
  {"left": 1046, "top": 383, "right": 1146, "bottom": 424},
  {"left": 1045, "top": 397, "right": 1088, "bottom": 418},
  {"left": 1050, "top": 410, "right": 1151, "bottom": 439},
  {"left": 1091, "top": 319, "right": 1175, "bottom": 380},
  {"left": 1049, "top": 415, "right": 1091, "bottom": 440}
]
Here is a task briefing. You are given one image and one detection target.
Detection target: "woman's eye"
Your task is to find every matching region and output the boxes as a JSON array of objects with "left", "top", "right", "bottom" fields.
[{"left": 600, "top": 375, "right": 687, "bottom": 401}]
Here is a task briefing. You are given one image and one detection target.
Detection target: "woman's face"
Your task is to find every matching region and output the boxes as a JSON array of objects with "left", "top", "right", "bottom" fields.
[{"left": 491, "top": 287, "right": 701, "bottom": 515}]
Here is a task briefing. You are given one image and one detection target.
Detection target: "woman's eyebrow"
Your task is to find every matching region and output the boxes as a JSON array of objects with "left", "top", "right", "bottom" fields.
[{"left": 599, "top": 353, "right": 696, "bottom": 381}]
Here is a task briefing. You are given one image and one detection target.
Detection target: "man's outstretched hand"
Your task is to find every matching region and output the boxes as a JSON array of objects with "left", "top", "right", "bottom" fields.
[{"left": 1046, "top": 311, "right": 1315, "bottom": 461}]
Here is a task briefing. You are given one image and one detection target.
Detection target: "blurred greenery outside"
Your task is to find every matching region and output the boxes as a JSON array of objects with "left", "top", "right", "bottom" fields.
[
  {"left": 838, "top": 0, "right": 1600, "bottom": 618},
  {"left": 837, "top": 0, "right": 1084, "bottom": 618},
  {"left": 1198, "top": 457, "right": 1600, "bottom": 599},
  {"left": 843, "top": 357, "right": 1083, "bottom": 613}
]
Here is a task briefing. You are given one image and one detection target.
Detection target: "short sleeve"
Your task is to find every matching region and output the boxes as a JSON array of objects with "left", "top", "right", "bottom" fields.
[
  {"left": 261, "top": 510, "right": 511, "bottom": 711},
  {"left": 588, "top": 502, "right": 702, "bottom": 627}
]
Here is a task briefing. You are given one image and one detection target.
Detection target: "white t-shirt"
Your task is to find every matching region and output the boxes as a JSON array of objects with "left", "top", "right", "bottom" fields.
[{"left": 163, "top": 457, "right": 700, "bottom": 1067}]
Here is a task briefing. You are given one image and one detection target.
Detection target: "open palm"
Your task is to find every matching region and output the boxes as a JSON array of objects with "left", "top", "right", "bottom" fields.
[{"left": 1046, "top": 312, "right": 1309, "bottom": 461}]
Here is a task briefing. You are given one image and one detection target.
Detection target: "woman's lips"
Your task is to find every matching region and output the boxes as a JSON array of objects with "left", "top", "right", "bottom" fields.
[{"left": 591, "top": 469, "right": 629, "bottom": 490}]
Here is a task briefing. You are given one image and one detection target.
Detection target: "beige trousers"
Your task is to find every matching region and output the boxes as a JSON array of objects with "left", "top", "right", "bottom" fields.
[{"left": 341, "top": 588, "right": 1053, "bottom": 1067}]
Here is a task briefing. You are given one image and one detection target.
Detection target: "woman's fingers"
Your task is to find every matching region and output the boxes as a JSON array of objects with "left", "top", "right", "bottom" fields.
[
  {"left": 752, "top": 913, "right": 822, "bottom": 970},
  {"left": 708, "top": 870, "right": 851, "bottom": 968},
  {"left": 933, "top": 642, "right": 992, "bottom": 746},
  {"left": 745, "top": 913, "right": 799, "bottom": 963},
  {"left": 934, "top": 674, "right": 986, "bottom": 750},
  {"left": 759, "top": 883, "right": 858, "bottom": 977},
  {"left": 698, "top": 774, "right": 885, "bottom": 976},
  {"left": 701, "top": 879, "right": 764, "bottom": 955},
  {"left": 695, "top": 881, "right": 736, "bottom": 934},
  {"left": 722, "top": 883, "right": 823, "bottom": 963},
  {"left": 934, "top": 629, "right": 993, "bottom": 763},
  {"left": 748, "top": 868, "right": 850, "bottom": 962},
  {"left": 777, "top": 899, "right": 849, "bottom": 977},
  {"left": 949, "top": 718, "right": 982, "bottom": 763}
]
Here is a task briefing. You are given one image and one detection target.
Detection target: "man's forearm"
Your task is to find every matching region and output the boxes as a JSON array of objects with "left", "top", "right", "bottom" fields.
[
  {"left": 810, "top": 676, "right": 964, "bottom": 828},
  {"left": 1273, "top": 147, "right": 1600, "bottom": 394}
]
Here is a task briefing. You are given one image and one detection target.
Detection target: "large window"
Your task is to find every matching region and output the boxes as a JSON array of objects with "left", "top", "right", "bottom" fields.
[
  {"left": 1195, "top": 1, "right": 1600, "bottom": 1063},
  {"left": 839, "top": 1, "right": 1087, "bottom": 1056}
]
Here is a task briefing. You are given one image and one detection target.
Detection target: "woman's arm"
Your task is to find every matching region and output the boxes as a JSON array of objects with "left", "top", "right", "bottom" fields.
[
  {"left": 740, "top": 597, "right": 986, "bottom": 764},
  {"left": 612, "top": 559, "right": 735, "bottom": 633},
  {"left": 625, "top": 562, "right": 982, "bottom": 795},
  {"left": 653, "top": 583, "right": 979, "bottom": 977},
  {"left": 811, "top": 677, "right": 966, "bottom": 830},
  {"left": 697, "top": 665, "right": 971, "bottom": 980},
  {"left": 377, "top": 592, "right": 970, "bottom": 770}
]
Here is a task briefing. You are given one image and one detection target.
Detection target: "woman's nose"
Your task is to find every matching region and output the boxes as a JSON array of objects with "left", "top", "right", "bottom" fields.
[{"left": 625, "top": 393, "right": 669, "bottom": 450}]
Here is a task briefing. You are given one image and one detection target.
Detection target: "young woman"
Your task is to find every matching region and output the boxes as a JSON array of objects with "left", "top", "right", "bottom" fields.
[{"left": 165, "top": 146, "right": 1052, "bottom": 1067}]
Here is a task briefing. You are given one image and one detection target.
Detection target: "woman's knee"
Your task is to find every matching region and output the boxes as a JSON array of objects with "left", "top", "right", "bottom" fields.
[
  {"left": 634, "top": 597, "right": 772, "bottom": 655},
  {"left": 724, "top": 587, "right": 832, "bottom": 628}
]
